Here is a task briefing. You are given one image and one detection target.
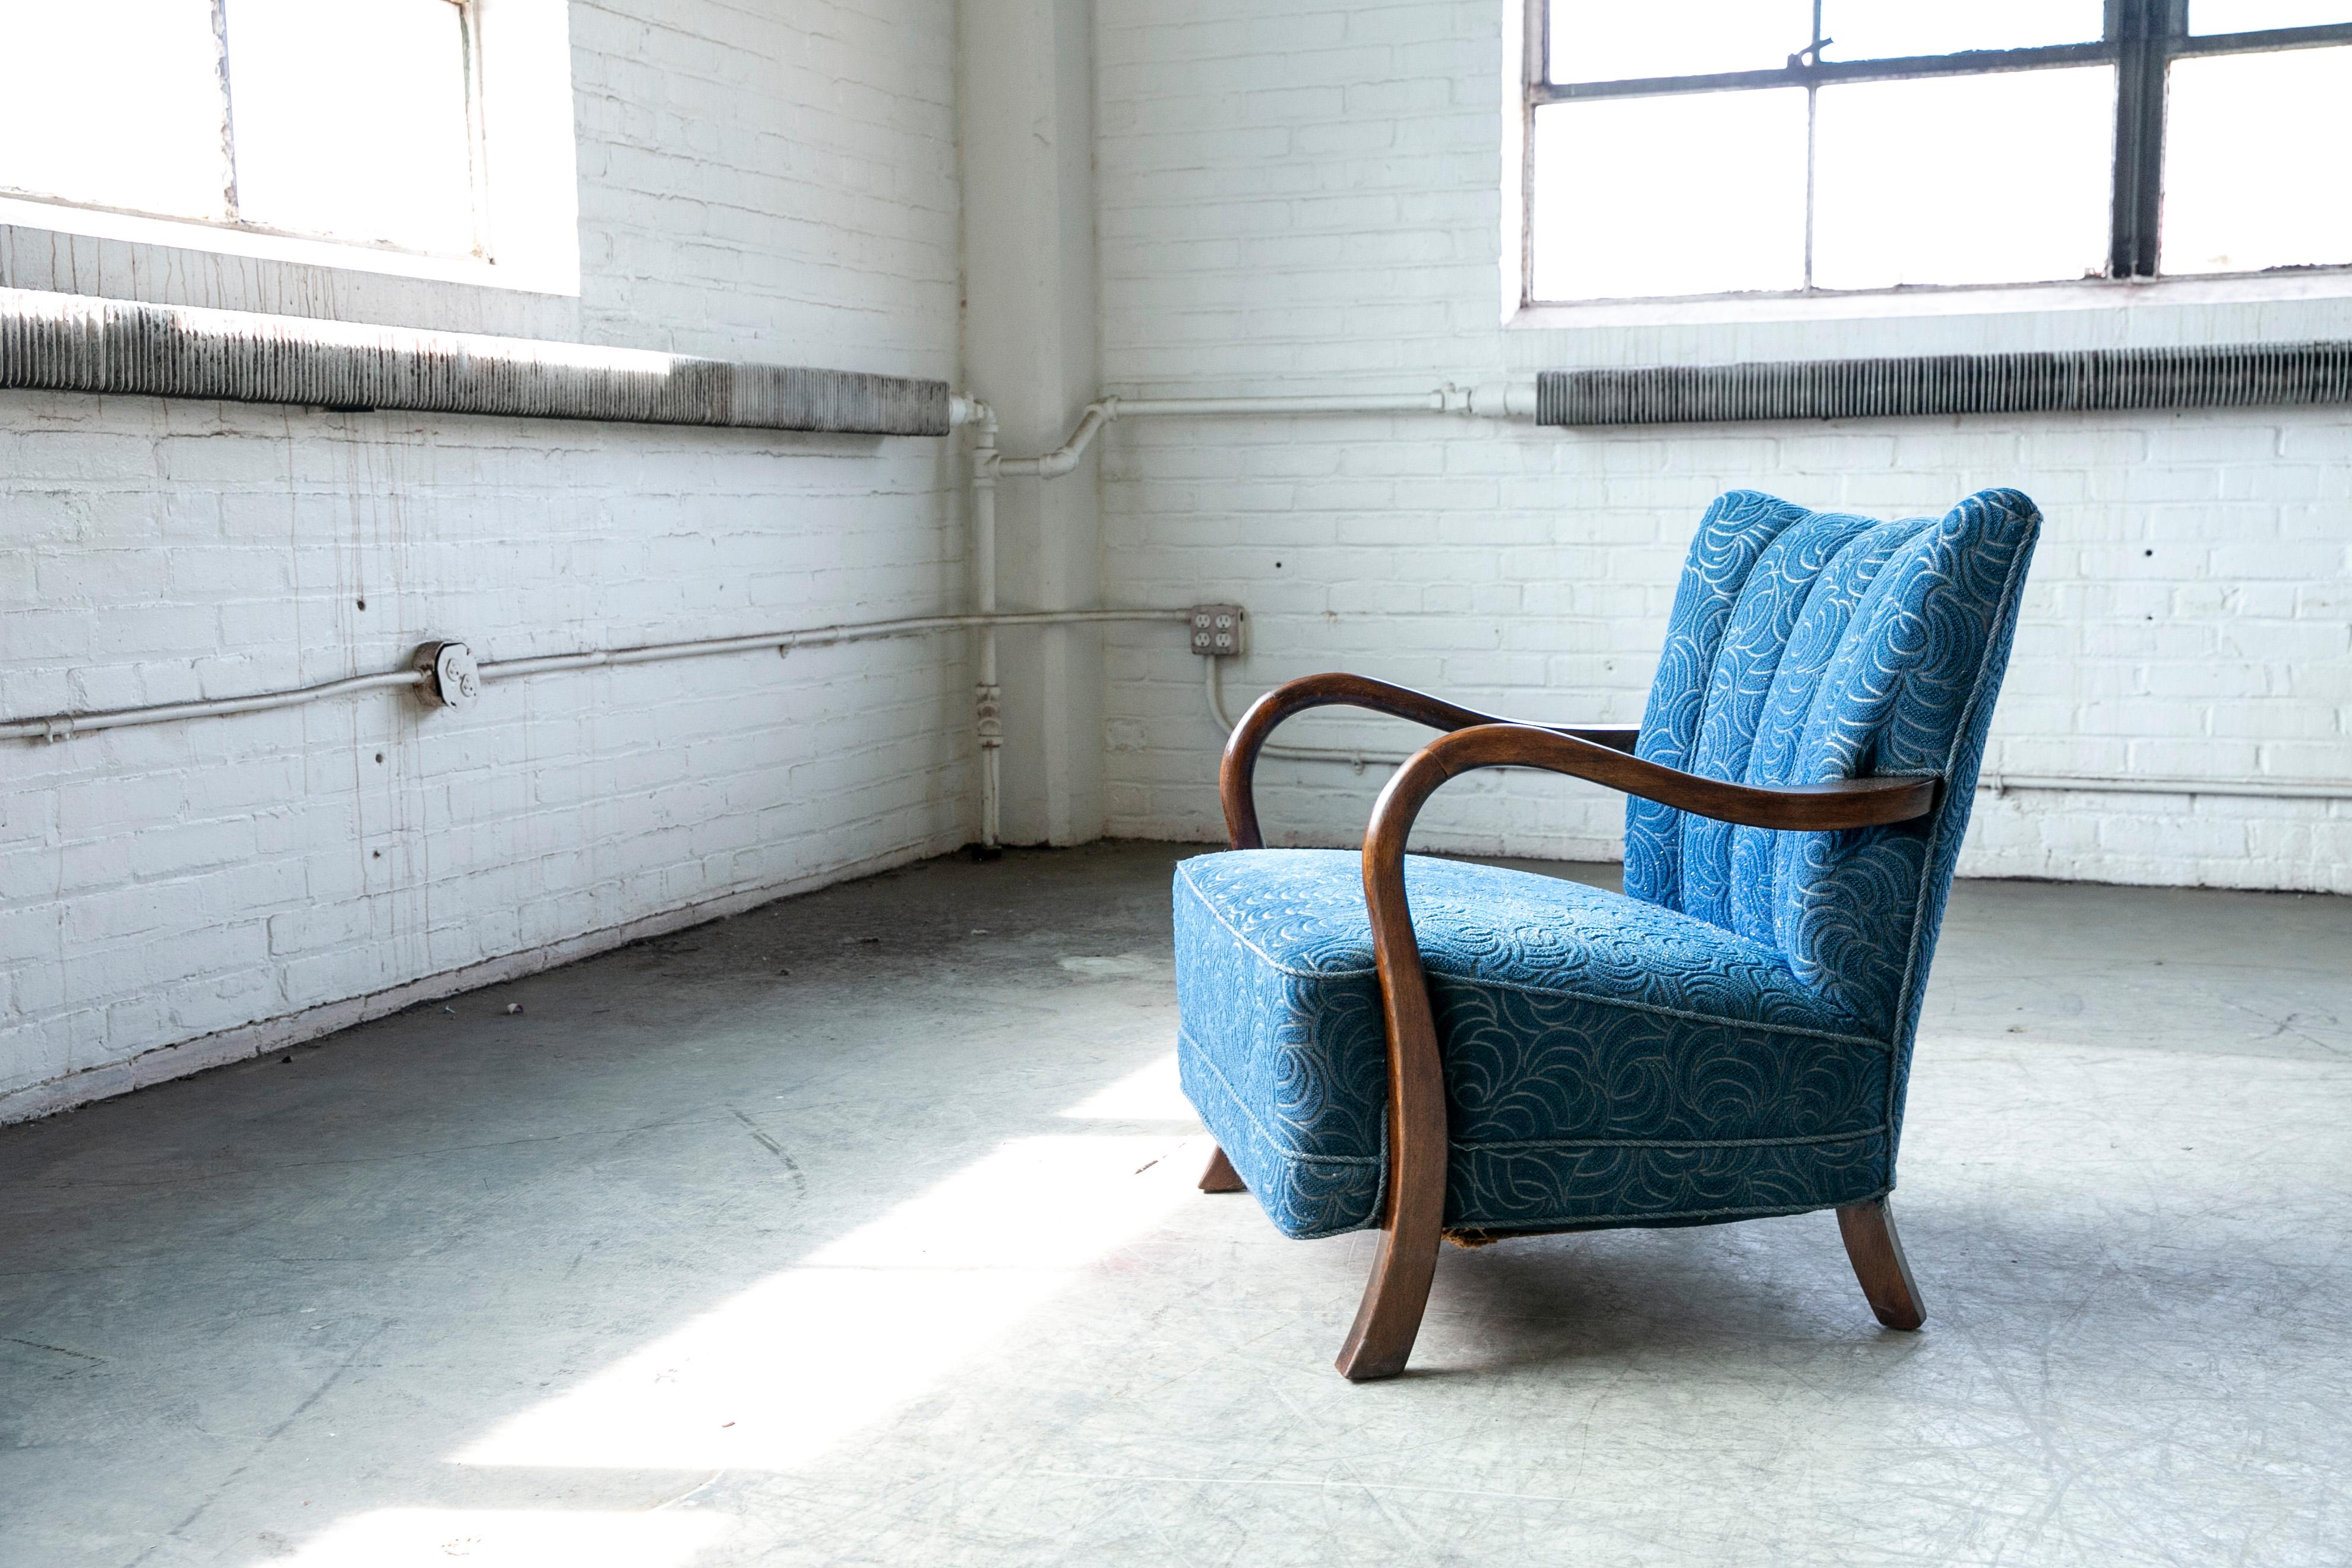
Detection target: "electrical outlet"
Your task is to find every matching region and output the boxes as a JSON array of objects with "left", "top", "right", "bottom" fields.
[
  {"left": 411, "top": 640, "right": 481, "bottom": 710},
  {"left": 1188, "top": 604, "right": 1246, "bottom": 658}
]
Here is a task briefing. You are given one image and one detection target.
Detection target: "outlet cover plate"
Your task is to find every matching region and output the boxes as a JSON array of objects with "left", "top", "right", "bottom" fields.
[{"left": 1188, "top": 604, "right": 1246, "bottom": 658}]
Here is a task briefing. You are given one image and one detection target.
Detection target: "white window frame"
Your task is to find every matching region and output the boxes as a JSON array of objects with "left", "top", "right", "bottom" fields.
[{"left": 0, "top": 0, "right": 578, "bottom": 296}]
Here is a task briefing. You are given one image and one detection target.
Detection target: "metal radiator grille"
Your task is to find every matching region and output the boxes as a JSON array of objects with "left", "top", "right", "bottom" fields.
[
  {"left": 1535, "top": 342, "right": 2352, "bottom": 428},
  {"left": 0, "top": 287, "right": 951, "bottom": 437}
]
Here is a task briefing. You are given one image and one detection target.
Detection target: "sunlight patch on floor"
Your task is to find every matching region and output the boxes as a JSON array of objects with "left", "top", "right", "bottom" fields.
[
  {"left": 452, "top": 1129, "right": 1200, "bottom": 1472},
  {"left": 1057, "top": 1051, "right": 1192, "bottom": 1121},
  {"left": 265, "top": 1508, "right": 727, "bottom": 1567}
]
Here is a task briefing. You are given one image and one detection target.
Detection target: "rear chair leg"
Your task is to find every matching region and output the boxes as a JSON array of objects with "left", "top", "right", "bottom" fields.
[
  {"left": 1199, "top": 1144, "right": 1247, "bottom": 1193},
  {"left": 1836, "top": 1197, "right": 1926, "bottom": 1330}
]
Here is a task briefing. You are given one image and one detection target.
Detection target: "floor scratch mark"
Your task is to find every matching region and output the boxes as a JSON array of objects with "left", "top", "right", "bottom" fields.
[
  {"left": 729, "top": 1107, "right": 807, "bottom": 1196},
  {"left": 4, "top": 1335, "right": 104, "bottom": 1364}
]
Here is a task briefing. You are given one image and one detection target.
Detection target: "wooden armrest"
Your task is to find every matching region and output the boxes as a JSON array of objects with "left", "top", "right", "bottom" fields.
[
  {"left": 1384, "top": 723, "right": 1938, "bottom": 834},
  {"left": 1219, "top": 672, "right": 1641, "bottom": 848}
]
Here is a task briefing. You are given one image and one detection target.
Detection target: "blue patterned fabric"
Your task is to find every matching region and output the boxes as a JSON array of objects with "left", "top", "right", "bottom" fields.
[{"left": 1174, "top": 489, "right": 2040, "bottom": 1240}]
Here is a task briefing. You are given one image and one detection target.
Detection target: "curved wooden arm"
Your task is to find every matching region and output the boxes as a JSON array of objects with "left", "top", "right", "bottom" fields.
[
  {"left": 1331, "top": 723, "right": 1938, "bottom": 1380},
  {"left": 1417, "top": 723, "right": 1939, "bottom": 833},
  {"left": 1219, "top": 672, "right": 1642, "bottom": 848}
]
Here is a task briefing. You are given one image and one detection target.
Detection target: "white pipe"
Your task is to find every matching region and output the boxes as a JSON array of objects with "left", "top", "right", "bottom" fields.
[
  {"left": 0, "top": 607, "right": 1188, "bottom": 745},
  {"left": 1203, "top": 657, "right": 1414, "bottom": 773},
  {"left": 997, "top": 403, "right": 1112, "bottom": 478},
  {"left": 0, "top": 669, "right": 428, "bottom": 742},
  {"left": 1978, "top": 772, "right": 2352, "bottom": 801},
  {"left": 985, "top": 382, "right": 1539, "bottom": 482},
  {"left": 1113, "top": 393, "right": 1447, "bottom": 416},
  {"left": 1202, "top": 661, "right": 2352, "bottom": 802},
  {"left": 969, "top": 402, "right": 1003, "bottom": 848}
]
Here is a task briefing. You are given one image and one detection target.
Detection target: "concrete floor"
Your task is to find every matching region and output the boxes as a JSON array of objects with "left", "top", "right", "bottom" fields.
[{"left": 4, "top": 843, "right": 2349, "bottom": 1567}]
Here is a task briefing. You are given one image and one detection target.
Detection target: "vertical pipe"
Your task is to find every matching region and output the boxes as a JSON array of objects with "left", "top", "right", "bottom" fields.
[{"left": 970, "top": 406, "right": 1003, "bottom": 851}]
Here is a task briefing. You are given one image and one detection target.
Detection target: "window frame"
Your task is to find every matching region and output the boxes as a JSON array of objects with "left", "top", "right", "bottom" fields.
[
  {"left": 0, "top": 0, "right": 488, "bottom": 264},
  {"left": 1519, "top": 0, "right": 2352, "bottom": 308}
]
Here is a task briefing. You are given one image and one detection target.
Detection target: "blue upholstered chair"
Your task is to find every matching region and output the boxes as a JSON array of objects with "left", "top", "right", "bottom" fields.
[{"left": 1174, "top": 488, "right": 2040, "bottom": 1380}]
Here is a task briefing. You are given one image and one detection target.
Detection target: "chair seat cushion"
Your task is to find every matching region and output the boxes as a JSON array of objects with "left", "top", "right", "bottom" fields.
[{"left": 1174, "top": 850, "right": 1896, "bottom": 1239}]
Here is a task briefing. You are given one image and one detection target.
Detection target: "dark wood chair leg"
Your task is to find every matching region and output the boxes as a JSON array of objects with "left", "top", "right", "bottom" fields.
[
  {"left": 1333, "top": 1199, "right": 1442, "bottom": 1382},
  {"left": 1332, "top": 742, "right": 1457, "bottom": 1383},
  {"left": 1199, "top": 1144, "right": 1247, "bottom": 1192},
  {"left": 1836, "top": 1197, "right": 1926, "bottom": 1330}
]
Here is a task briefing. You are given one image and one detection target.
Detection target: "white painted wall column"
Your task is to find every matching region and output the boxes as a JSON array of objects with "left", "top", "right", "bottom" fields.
[{"left": 959, "top": 0, "right": 1105, "bottom": 846}]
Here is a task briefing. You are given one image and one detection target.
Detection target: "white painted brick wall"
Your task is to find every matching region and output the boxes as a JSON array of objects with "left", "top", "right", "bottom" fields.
[
  {"left": 1092, "top": 0, "right": 2352, "bottom": 894},
  {"left": 0, "top": 0, "right": 970, "bottom": 1118},
  {"left": 7, "top": 0, "right": 2349, "bottom": 1124}
]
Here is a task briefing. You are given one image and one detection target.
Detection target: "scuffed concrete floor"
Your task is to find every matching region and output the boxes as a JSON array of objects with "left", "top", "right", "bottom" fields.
[{"left": 3, "top": 842, "right": 2348, "bottom": 1567}]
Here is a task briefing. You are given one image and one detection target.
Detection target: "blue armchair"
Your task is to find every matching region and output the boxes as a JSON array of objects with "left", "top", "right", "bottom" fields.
[{"left": 1174, "top": 488, "right": 2040, "bottom": 1379}]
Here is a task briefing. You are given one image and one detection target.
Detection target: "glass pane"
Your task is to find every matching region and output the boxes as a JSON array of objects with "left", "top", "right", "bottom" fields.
[
  {"left": 1548, "top": 1, "right": 1811, "bottom": 83},
  {"left": 2164, "top": 46, "right": 2352, "bottom": 273},
  {"left": 1813, "top": 68, "right": 2114, "bottom": 289},
  {"left": 225, "top": 0, "right": 476, "bottom": 254},
  {"left": 1822, "top": 1, "right": 2105, "bottom": 59},
  {"left": 0, "top": 0, "right": 226, "bottom": 220},
  {"left": 2192, "top": 1, "right": 2352, "bottom": 32},
  {"left": 1530, "top": 91, "right": 1808, "bottom": 300}
]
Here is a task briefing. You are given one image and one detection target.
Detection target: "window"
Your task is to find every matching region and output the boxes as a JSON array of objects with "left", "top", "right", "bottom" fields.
[
  {"left": 0, "top": 0, "right": 484, "bottom": 260},
  {"left": 1522, "top": 1, "right": 2352, "bottom": 305}
]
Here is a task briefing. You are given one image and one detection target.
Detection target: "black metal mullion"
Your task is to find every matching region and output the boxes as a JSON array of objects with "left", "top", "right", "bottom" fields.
[
  {"left": 2110, "top": 0, "right": 2186, "bottom": 277},
  {"left": 2109, "top": 0, "right": 2150, "bottom": 278},
  {"left": 1534, "top": 40, "right": 2119, "bottom": 103},
  {"left": 2174, "top": 20, "right": 2352, "bottom": 57},
  {"left": 1530, "top": 18, "right": 2352, "bottom": 106}
]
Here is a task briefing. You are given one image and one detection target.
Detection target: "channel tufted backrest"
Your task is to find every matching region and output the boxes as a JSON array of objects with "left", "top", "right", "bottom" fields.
[{"left": 1624, "top": 489, "right": 2041, "bottom": 1048}]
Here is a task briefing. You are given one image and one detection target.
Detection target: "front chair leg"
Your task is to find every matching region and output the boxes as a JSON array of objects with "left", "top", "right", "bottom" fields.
[
  {"left": 1836, "top": 1197, "right": 1927, "bottom": 1330},
  {"left": 1330, "top": 916, "right": 1449, "bottom": 1382},
  {"left": 1335, "top": 739, "right": 1457, "bottom": 1382},
  {"left": 1333, "top": 1191, "right": 1443, "bottom": 1382},
  {"left": 1199, "top": 1144, "right": 1247, "bottom": 1192}
]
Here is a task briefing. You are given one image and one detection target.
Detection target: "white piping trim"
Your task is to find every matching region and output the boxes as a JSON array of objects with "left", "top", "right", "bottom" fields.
[{"left": 1175, "top": 857, "right": 1888, "bottom": 1050}]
